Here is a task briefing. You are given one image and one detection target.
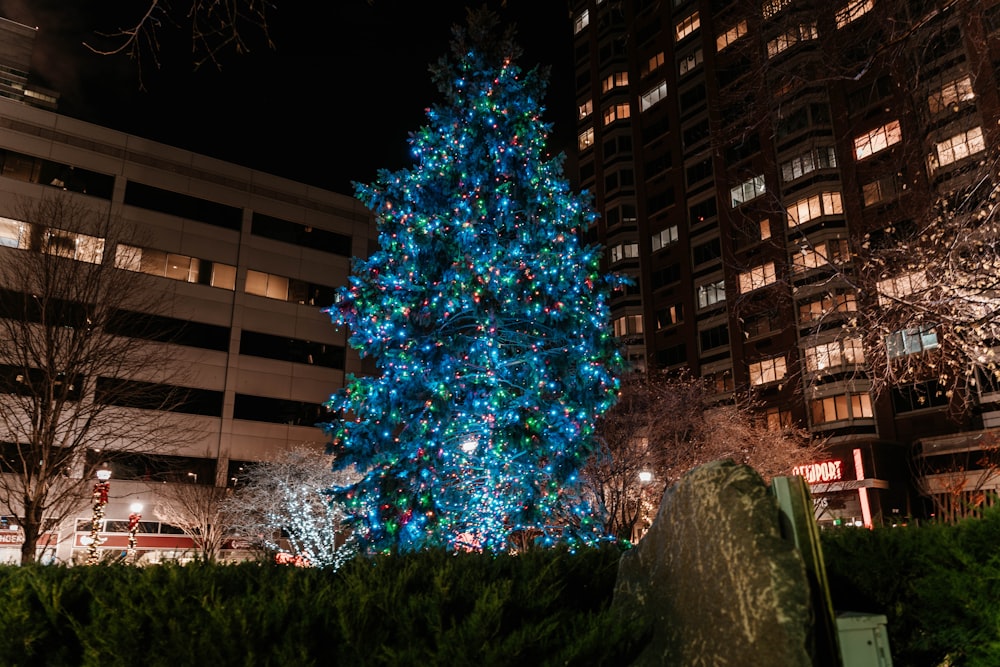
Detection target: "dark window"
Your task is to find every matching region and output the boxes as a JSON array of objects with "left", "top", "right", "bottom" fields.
[
  {"left": 693, "top": 238, "right": 722, "bottom": 265},
  {"left": 686, "top": 158, "right": 713, "bottom": 186},
  {"left": 656, "top": 343, "right": 687, "bottom": 368},
  {"left": 891, "top": 381, "right": 950, "bottom": 413},
  {"left": 251, "top": 213, "right": 352, "bottom": 257},
  {"left": 106, "top": 310, "right": 230, "bottom": 351},
  {"left": 0, "top": 149, "right": 114, "bottom": 199},
  {"left": 682, "top": 119, "right": 710, "bottom": 149},
  {"left": 0, "top": 365, "right": 81, "bottom": 400},
  {"left": 124, "top": 181, "right": 242, "bottom": 231},
  {"left": 847, "top": 75, "right": 893, "bottom": 115},
  {"left": 240, "top": 330, "right": 345, "bottom": 369},
  {"left": 227, "top": 459, "right": 256, "bottom": 488},
  {"left": 689, "top": 198, "right": 718, "bottom": 226},
  {"left": 651, "top": 264, "right": 681, "bottom": 289},
  {"left": 680, "top": 84, "right": 707, "bottom": 111},
  {"left": 95, "top": 377, "right": 224, "bottom": 416},
  {"left": 0, "top": 289, "right": 90, "bottom": 328},
  {"left": 700, "top": 324, "right": 729, "bottom": 351},
  {"left": 647, "top": 188, "right": 676, "bottom": 213},
  {"left": 644, "top": 152, "right": 673, "bottom": 175},
  {"left": 95, "top": 451, "right": 217, "bottom": 484},
  {"left": 233, "top": 394, "right": 333, "bottom": 426},
  {"left": 742, "top": 311, "right": 780, "bottom": 338},
  {"left": 725, "top": 134, "right": 761, "bottom": 164},
  {"left": 922, "top": 26, "right": 963, "bottom": 65}
]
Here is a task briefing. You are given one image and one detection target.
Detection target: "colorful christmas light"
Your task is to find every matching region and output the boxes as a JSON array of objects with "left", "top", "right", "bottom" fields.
[{"left": 325, "top": 13, "right": 626, "bottom": 554}]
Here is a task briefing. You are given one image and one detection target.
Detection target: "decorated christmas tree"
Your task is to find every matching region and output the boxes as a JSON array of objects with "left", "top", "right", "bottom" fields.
[{"left": 325, "top": 9, "right": 626, "bottom": 553}]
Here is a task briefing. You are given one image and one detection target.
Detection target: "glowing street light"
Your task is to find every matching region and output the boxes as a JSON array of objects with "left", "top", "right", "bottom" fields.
[
  {"left": 638, "top": 470, "right": 653, "bottom": 484},
  {"left": 127, "top": 502, "right": 143, "bottom": 563},
  {"left": 85, "top": 467, "right": 111, "bottom": 565}
]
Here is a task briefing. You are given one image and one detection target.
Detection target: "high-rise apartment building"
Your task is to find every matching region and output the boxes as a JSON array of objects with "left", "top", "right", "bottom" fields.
[
  {"left": 568, "top": 0, "right": 1000, "bottom": 526},
  {"left": 0, "top": 95, "right": 374, "bottom": 562},
  {"left": 0, "top": 17, "right": 58, "bottom": 110}
]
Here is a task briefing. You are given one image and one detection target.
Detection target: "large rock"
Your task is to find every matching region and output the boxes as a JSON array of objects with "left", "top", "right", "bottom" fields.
[{"left": 612, "top": 459, "right": 813, "bottom": 667}]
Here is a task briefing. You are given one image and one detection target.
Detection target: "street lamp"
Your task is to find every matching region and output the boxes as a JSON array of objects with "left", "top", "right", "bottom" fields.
[
  {"left": 127, "top": 502, "right": 143, "bottom": 562},
  {"left": 85, "top": 467, "right": 112, "bottom": 565}
]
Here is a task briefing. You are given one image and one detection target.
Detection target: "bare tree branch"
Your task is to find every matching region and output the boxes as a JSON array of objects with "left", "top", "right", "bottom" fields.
[{"left": 0, "top": 194, "right": 192, "bottom": 563}]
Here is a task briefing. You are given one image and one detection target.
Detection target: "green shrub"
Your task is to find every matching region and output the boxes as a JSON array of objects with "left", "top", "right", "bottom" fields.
[
  {"left": 0, "top": 544, "right": 645, "bottom": 666},
  {"left": 822, "top": 509, "right": 1000, "bottom": 667}
]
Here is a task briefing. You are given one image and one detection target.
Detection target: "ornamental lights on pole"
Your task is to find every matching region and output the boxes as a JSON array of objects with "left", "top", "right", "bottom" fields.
[
  {"left": 127, "top": 502, "right": 143, "bottom": 563},
  {"left": 85, "top": 467, "right": 111, "bottom": 565}
]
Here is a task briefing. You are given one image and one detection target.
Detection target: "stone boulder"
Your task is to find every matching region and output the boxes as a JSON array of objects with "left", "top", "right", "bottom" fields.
[{"left": 612, "top": 459, "right": 813, "bottom": 667}]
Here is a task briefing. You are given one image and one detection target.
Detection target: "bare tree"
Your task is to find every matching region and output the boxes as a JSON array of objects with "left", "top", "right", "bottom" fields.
[
  {"left": 0, "top": 195, "right": 189, "bottom": 563},
  {"left": 586, "top": 371, "right": 825, "bottom": 541},
  {"left": 83, "top": 0, "right": 273, "bottom": 80},
  {"left": 153, "top": 484, "right": 235, "bottom": 562},
  {"left": 222, "top": 445, "right": 358, "bottom": 569}
]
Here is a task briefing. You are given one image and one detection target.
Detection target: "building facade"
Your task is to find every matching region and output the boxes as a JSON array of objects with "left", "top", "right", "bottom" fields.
[
  {"left": 0, "top": 96, "right": 374, "bottom": 562},
  {"left": 568, "top": 0, "right": 1000, "bottom": 526}
]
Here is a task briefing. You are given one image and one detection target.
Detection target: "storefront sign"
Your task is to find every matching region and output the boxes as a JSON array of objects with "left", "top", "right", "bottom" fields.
[
  {"left": 0, "top": 531, "right": 22, "bottom": 545},
  {"left": 792, "top": 460, "right": 844, "bottom": 484}
]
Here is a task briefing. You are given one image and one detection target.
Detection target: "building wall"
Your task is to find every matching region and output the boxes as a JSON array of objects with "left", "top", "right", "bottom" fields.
[{"left": 0, "top": 97, "right": 374, "bottom": 562}]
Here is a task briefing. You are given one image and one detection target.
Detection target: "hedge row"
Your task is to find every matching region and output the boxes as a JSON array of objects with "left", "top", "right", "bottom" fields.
[
  {"left": 0, "top": 545, "right": 648, "bottom": 667},
  {"left": 6, "top": 512, "right": 1000, "bottom": 667},
  {"left": 821, "top": 508, "right": 1000, "bottom": 667}
]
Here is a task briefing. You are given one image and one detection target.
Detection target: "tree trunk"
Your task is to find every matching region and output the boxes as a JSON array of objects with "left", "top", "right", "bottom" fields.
[{"left": 19, "top": 502, "right": 43, "bottom": 565}]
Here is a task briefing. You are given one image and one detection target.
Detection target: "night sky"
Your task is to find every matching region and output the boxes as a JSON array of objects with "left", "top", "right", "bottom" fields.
[{"left": 1, "top": 0, "right": 575, "bottom": 195}]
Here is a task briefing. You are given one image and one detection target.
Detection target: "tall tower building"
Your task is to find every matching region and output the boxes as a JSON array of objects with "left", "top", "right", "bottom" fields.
[
  {"left": 568, "top": 0, "right": 1000, "bottom": 525},
  {"left": 0, "top": 17, "right": 58, "bottom": 110}
]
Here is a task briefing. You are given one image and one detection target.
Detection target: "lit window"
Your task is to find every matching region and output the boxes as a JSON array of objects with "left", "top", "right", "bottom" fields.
[
  {"left": 697, "top": 278, "right": 726, "bottom": 308},
  {"left": 835, "top": 0, "right": 874, "bottom": 28},
  {"left": 603, "top": 103, "right": 631, "bottom": 126},
  {"left": 613, "top": 314, "right": 644, "bottom": 337},
  {"left": 574, "top": 9, "right": 590, "bottom": 34},
  {"left": 246, "top": 269, "right": 290, "bottom": 300},
  {"left": 749, "top": 356, "right": 787, "bottom": 385},
  {"left": 706, "top": 368, "right": 735, "bottom": 394},
  {"left": 657, "top": 304, "right": 683, "bottom": 328},
  {"left": 578, "top": 99, "right": 593, "bottom": 120},
  {"left": 716, "top": 20, "right": 748, "bottom": 51},
  {"left": 886, "top": 325, "right": 939, "bottom": 358},
  {"left": 651, "top": 225, "right": 679, "bottom": 251},
  {"left": 928, "top": 76, "right": 975, "bottom": 115},
  {"left": 931, "top": 126, "right": 985, "bottom": 169},
  {"left": 640, "top": 81, "right": 669, "bottom": 111},
  {"left": 798, "top": 291, "right": 857, "bottom": 323},
  {"left": 0, "top": 216, "right": 25, "bottom": 248},
  {"left": 762, "top": 0, "right": 793, "bottom": 18},
  {"left": 792, "top": 239, "right": 851, "bottom": 274},
  {"left": 877, "top": 271, "right": 928, "bottom": 306},
  {"left": 730, "top": 174, "right": 766, "bottom": 207},
  {"left": 766, "top": 23, "right": 818, "bottom": 58},
  {"left": 786, "top": 191, "right": 843, "bottom": 227},
  {"left": 804, "top": 337, "right": 865, "bottom": 372},
  {"left": 764, "top": 406, "right": 793, "bottom": 430},
  {"left": 578, "top": 127, "right": 594, "bottom": 151},
  {"left": 854, "top": 120, "right": 902, "bottom": 160},
  {"left": 609, "top": 241, "right": 640, "bottom": 263},
  {"left": 675, "top": 12, "right": 700, "bottom": 41},
  {"left": 780, "top": 146, "right": 837, "bottom": 183},
  {"left": 642, "top": 52, "right": 666, "bottom": 77},
  {"left": 115, "top": 244, "right": 236, "bottom": 289},
  {"left": 602, "top": 71, "right": 629, "bottom": 94},
  {"left": 811, "top": 393, "right": 872, "bottom": 424},
  {"left": 678, "top": 49, "right": 704, "bottom": 76},
  {"left": 738, "top": 262, "right": 777, "bottom": 294},
  {"left": 862, "top": 177, "right": 897, "bottom": 207}
]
